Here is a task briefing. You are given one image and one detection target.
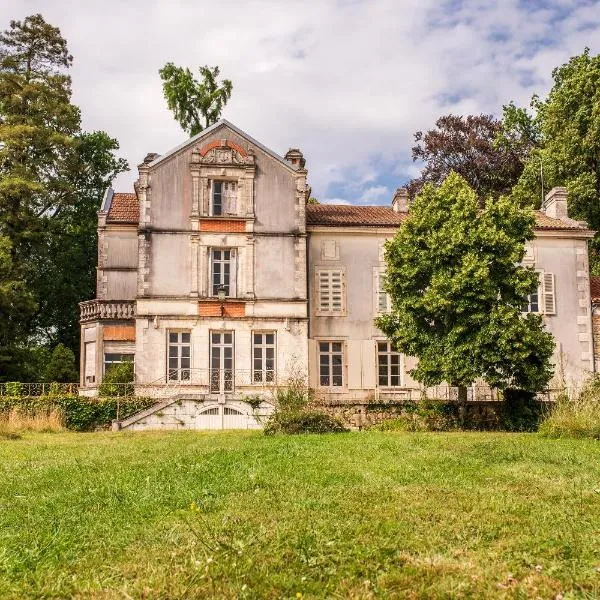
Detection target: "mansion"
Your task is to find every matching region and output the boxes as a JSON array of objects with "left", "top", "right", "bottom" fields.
[{"left": 79, "top": 120, "right": 595, "bottom": 430}]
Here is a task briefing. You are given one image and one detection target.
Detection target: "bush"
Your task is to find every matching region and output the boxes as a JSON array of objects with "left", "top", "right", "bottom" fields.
[
  {"left": 44, "top": 344, "right": 78, "bottom": 383},
  {"left": 500, "top": 388, "right": 546, "bottom": 432},
  {"left": 264, "top": 410, "right": 348, "bottom": 435},
  {"left": 98, "top": 362, "right": 134, "bottom": 397},
  {"left": 373, "top": 399, "right": 459, "bottom": 432},
  {"left": 273, "top": 376, "right": 312, "bottom": 412},
  {"left": 0, "top": 395, "right": 155, "bottom": 431},
  {"left": 539, "top": 379, "right": 600, "bottom": 439}
]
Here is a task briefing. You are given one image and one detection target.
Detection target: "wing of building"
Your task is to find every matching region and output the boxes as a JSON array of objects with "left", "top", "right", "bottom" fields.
[{"left": 79, "top": 120, "right": 595, "bottom": 429}]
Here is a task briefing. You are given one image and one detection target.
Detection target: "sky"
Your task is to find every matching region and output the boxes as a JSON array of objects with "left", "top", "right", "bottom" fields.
[{"left": 2, "top": 0, "right": 600, "bottom": 205}]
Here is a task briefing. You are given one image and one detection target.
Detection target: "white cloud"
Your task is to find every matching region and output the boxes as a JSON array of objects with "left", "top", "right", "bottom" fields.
[{"left": 2, "top": 0, "right": 599, "bottom": 203}]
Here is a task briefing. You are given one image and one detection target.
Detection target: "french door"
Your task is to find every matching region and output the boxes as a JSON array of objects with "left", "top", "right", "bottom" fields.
[{"left": 210, "top": 331, "right": 234, "bottom": 392}]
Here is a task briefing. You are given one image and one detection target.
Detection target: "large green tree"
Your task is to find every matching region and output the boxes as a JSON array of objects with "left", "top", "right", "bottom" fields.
[
  {"left": 506, "top": 49, "right": 600, "bottom": 263},
  {"left": 159, "top": 63, "right": 233, "bottom": 136},
  {"left": 376, "top": 173, "right": 555, "bottom": 407},
  {"left": 0, "top": 14, "right": 127, "bottom": 379}
]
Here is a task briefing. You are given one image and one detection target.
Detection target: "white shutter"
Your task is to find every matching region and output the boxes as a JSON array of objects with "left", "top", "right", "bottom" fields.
[
  {"left": 230, "top": 249, "right": 237, "bottom": 298},
  {"left": 317, "top": 269, "right": 344, "bottom": 313},
  {"left": 543, "top": 272, "right": 556, "bottom": 315},
  {"left": 308, "top": 339, "right": 318, "bottom": 388},
  {"left": 224, "top": 181, "right": 237, "bottom": 215},
  {"left": 361, "top": 340, "right": 376, "bottom": 389},
  {"left": 84, "top": 342, "right": 96, "bottom": 382},
  {"left": 347, "top": 341, "right": 362, "bottom": 389}
]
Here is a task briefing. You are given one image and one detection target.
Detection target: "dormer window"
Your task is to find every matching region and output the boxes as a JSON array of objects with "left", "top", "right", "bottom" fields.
[{"left": 210, "top": 180, "right": 237, "bottom": 216}]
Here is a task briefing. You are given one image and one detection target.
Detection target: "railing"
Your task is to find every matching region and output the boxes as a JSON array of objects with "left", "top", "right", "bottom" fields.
[
  {"left": 80, "top": 299, "right": 135, "bottom": 322},
  {"left": 0, "top": 382, "right": 79, "bottom": 397}
]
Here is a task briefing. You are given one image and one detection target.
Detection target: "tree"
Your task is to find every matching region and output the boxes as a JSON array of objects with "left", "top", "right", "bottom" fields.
[
  {"left": 376, "top": 173, "right": 555, "bottom": 411},
  {"left": 507, "top": 49, "right": 600, "bottom": 265},
  {"left": 0, "top": 14, "right": 128, "bottom": 377},
  {"left": 159, "top": 63, "right": 233, "bottom": 136},
  {"left": 406, "top": 114, "right": 528, "bottom": 202},
  {"left": 44, "top": 343, "right": 78, "bottom": 382}
]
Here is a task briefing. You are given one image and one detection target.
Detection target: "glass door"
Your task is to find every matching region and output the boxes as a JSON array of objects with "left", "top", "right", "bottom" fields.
[{"left": 210, "top": 331, "right": 234, "bottom": 392}]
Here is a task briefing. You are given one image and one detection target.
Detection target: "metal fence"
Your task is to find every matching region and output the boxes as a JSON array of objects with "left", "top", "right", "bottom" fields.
[{"left": 0, "top": 382, "right": 79, "bottom": 397}]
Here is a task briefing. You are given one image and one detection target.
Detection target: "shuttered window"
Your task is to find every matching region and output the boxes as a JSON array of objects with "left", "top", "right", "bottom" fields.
[
  {"left": 543, "top": 272, "right": 556, "bottom": 315},
  {"left": 316, "top": 269, "right": 345, "bottom": 314},
  {"left": 523, "top": 271, "right": 556, "bottom": 315},
  {"left": 377, "top": 341, "right": 402, "bottom": 387},
  {"left": 211, "top": 180, "right": 237, "bottom": 216},
  {"left": 319, "top": 341, "right": 344, "bottom": 387},
  {"left": 375, "top": 269, "right": 392, "bottom": 314}
]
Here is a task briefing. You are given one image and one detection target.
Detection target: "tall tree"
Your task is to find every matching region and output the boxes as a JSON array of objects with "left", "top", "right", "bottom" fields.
[
  {"left": 159, "top": 63, "right": 233, "bottom": 136},
  {"left": 406, "top": 114, "right": 528, "bottom": 202},
  {"left": 376, "top": 173, "right": 554, "bottom": 410},
  {"left": 0, "top": 14, "right": 127, "bottom": 378},
  {"left": 507, "top": 49, "right": 600, "bottom": 265}
]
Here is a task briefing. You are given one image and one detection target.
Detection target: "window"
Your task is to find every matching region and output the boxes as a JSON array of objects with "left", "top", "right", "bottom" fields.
[
  {"left": 211, "top": 180, "right": 237, "bottom": 216},
  {"left": 376, "top": 270, "right": 392, "bottom": 314},
  {"left": 210, "top": 331, "right": 234, "bottom": 392},
  {"left": 224, "top": 407, "right": 243, "bottom": 415},
  {"left": 84, "top": 341, "right": 96, "bottom": 384},
  {"left": 319, "top": 341, "right": 343, "bottom": 387},
  {"left": 168, "top": 331, "right": 191, "bottom": 381},
  {"left": 103, "top": 353, "right": 134, "bottom": 374},
  {"left": 377, "top": 341, "right": 402, "bottom": 387},
  {"left": 211, "top": 249, "right": 235, "bottom": 297},
  {"left": 523, "top": 271, "right": 556, "bottom": 315},
  {"left": 317, "top": 269, "right": 345, "bottom": 314},
  {"left": 253, "top": 332, "right": 276, "bottom": 383}
]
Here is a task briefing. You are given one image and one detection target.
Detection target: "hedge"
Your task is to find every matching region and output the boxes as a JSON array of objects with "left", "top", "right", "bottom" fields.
[{"left": 0, "top": 395, "right": 156, "bottom": 432}]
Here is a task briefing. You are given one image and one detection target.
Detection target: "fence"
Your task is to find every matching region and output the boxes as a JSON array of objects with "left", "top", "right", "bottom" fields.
[{"left": 0, "top": 382, "right": 79, "bottom": 397}]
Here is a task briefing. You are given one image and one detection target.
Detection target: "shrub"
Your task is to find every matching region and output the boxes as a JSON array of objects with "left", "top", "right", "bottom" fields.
[
  {"left": 373, "top": 399, "right": 459, "bottom": 432},
  {"left": 500, "top": 388, "right": 546, "bottom": 432},
  {"left": 273, "top": 376, "right": 312, "bottom": 412},
  {"left": 4, "top": 382, "right": 22, "bottom": 397},
  {"left": 539, "top": 379, "right": 600, "bottom": 439},
  {"left": 44, "top": 344, "right": 78, "bottom": 383},
  {"left": 264, "top": 410, "right": 348, "bottom": 435},
  {"left": 98, "top": 362, "right": 134, "bottom": 397},
  {"left": 0, "top": 395, "right": 155, "bottom": 431}
]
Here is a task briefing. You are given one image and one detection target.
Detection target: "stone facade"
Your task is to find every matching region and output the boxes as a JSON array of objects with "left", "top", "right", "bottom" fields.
[{"left": 80, "top": 120, "right": 595, "bottom": 428}]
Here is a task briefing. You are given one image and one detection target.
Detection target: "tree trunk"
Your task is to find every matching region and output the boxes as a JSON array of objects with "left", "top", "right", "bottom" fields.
[{"left": 457, "top": 385, "right": 468, "bottom": 427}]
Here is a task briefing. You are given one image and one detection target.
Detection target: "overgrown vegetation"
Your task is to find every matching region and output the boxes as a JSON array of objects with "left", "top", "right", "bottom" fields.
[
  {"left": 0, "top": 395, "right": 154, "bottom": 431},
  {"left": 0, "top": 431, "right": 599, "bottom": 598},
  {"left": 98, "top": 362, "right": 134, "bottom": 397},
  {"left": 539, "top": 376, "right": 600, "bottom": 439},
  {"left": 265, "top": 376, "right": 347, "bottom": 435}
]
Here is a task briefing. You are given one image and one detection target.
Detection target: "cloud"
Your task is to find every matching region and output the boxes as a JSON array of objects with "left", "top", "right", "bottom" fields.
[{"left": 2, "top": 0, "right": 599, "bottom": 204}]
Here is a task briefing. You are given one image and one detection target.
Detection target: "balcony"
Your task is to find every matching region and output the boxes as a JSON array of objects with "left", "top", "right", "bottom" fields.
[{"left": 80, "top": 300, "right": 136, "bottom": 323}]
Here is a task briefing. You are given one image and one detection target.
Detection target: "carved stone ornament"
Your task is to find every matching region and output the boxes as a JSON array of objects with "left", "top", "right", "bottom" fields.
[{"left": 200, "top": 146, "right": 247, "bottom": 166}]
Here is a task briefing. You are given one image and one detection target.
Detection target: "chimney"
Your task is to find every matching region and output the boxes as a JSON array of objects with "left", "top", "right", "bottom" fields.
[
  {"left": 544, "top": 187, "right": 568, "bottom": 220},
  {"left": 392, "top": 187, "right": 409, "bottom": 213},
  {"left": 284, "top": 148, "right": 306, "bottom": 169}
]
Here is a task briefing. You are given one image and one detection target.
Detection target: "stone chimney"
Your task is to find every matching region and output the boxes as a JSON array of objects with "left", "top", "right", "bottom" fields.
[
  {"left": 544, "top": 186, "right": 568, "bottom": 220},
  {"left": 392, "top": 187, "right": 409, "bottom": 213},
  {"left": 284, "top": 148, "right": 306, "bottom": 169}
]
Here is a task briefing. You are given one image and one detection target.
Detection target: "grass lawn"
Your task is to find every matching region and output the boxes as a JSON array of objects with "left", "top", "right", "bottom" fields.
[{"left": 1, "top": 431, "right": 599, "bottom": 599}]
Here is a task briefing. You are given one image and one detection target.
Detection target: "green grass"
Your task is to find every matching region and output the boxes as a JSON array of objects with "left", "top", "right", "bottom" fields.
[{"left": 1, "top": 431, "right": 599, "bottom": 598}]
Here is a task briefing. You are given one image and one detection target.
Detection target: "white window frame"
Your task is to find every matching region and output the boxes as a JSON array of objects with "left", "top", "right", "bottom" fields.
[
  {"left": 252, "top": 331, "right": 276, "bottom": 384},
  {"left": 210, "top": 248, "right": 237, "bottom": 298},
  {"left": 103, "top": 352, "right": 134, "bottom": 375},
  {"left": 167, "top": 330, "right": 191, "bottom": 382},
  {"left": 376, "top": 341, "right": 403, "bottom": 388},
  {"left": 318, "top": 341, "right": 344, "bottom": 388},
  {"left": 523, "top": 270, "right": 555, "bottom": 315},
  {"left": 210, "top": 179, "right": 238, "bottom": 216},
  {"left": 315, "top": 267, "right": 346, "bottom": 316},
  {"left": 210, "top": 330, "right": 234, "bottom": 392}
]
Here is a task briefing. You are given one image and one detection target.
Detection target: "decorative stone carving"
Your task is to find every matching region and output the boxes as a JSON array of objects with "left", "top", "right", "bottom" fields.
[{"left": 200, "top": 146, "right": 247, "bottom": 165}]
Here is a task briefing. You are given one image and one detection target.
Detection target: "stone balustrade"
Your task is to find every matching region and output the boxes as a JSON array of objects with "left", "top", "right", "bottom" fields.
[{"left": 80, "top": 300, "right": 136, "bottom": 322}]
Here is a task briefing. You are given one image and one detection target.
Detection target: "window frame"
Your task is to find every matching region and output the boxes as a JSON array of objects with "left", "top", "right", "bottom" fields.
[
  {"left": 374, "top": 267, "right": 392, "bottom": 315},
  {"left": 209, "top": 179, "right": 238, "bottom": 216},
  {"left": 209, "top": 330, "right": 235, "bottom": 392},
  {"left": 315, "top": 267, "right": 346, "bottom": 316},
  {"left": 252, "top": 331, "right": 276, "bottom": 385},
  {"left": 103, "top": 352, "right": 134, "bottom": 375},
  {"left": 167, "top": 330, "right": 192, "bottom": 382},
  {"left": 376, "top": 340, "right": 403, "bottom": 388},
  {"left": 522, "top": 270, "right": 543, "bottom": 314},
  {"left": 318, "top": 340, "right": 345, "bottom": 388},
  {"left": 210, "top": 248, "right": 236, "bottom": 298}
]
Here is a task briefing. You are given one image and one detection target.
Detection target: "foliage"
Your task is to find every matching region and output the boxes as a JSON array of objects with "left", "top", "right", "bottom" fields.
[
  {"left": 159, "top": 63, "right": 232, "bottom": 136},
  {"left": 307, "top": 197, "right": 320, "bottom": 204},
  {"left": 0, "top": 14, "right": 127, "bottom": 378},
  {"left": 406, "top": 114, "right": 528, "bottom": 201},
  {"left": 3, "top": 381, "right": 22, "bottom": 396},
  {"left": 0, "top": 406, "right": 65, "bottom": 432},
  {"left": 376, "top": 173, "right": 555, "bottom": 394},
  {"left": 264, "top": 410, "right": 348, "bottom": 435},
  {"left": 500, "top": 388, "right": 547, "bottom": 432},
  {"left": 0, "top": 431, "right": 599, "bottom": 597},
  {"left": 98, "top": 362, "right": 134, "bottom": 397},
  {"left": 43, "top": 343, "right": 78, "bottom": 383},
  {"left": 373, "top": 399, "right": 459, "bottom": 432},
  {"left": 539, "top": 376, "right": 600, "bottom": 439},
  {"left": 273, "top": 376, "right": 312, "bottom": 413},
  {"left": 0, "top": 394, "right": 154, "bottom": 431},
  {"left": 506, "top": 49, "right": 600, "bottom": 266}
]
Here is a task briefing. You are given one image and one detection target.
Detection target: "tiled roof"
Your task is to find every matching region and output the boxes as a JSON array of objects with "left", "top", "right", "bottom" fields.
[
  {"left": 306, "top": 205, "right": 406, "bottom": 227},
  {"left": 306, "top": 204, "right": 588, "bottom": 231},
  {"left": 591, "top": 276, "right": 600, "bottom": 303},
  {"left": 107, "top": 193, "right": 139, "bottom": 224}
]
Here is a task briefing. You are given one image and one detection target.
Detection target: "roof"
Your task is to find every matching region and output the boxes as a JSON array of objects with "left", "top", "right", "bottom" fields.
[
  {"left": 591, "top": 276, "right": 600, "bottom": 303},
  {"left": 306, "top": 204, "right": 589, "bottom": 231},
  {"left": 306, "top": 205, "right": 406, "bottom": 227},
  {"left": 106, "top": 193, "right": 139, "bottom": 224},
  {"left": 147, "top": 119, "right": 297, "bottom": 173}
]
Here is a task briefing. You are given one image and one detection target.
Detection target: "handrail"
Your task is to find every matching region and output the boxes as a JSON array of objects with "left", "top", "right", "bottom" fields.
[{"left": 80, "top": 299, "right": 135, "bottom": 322}]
